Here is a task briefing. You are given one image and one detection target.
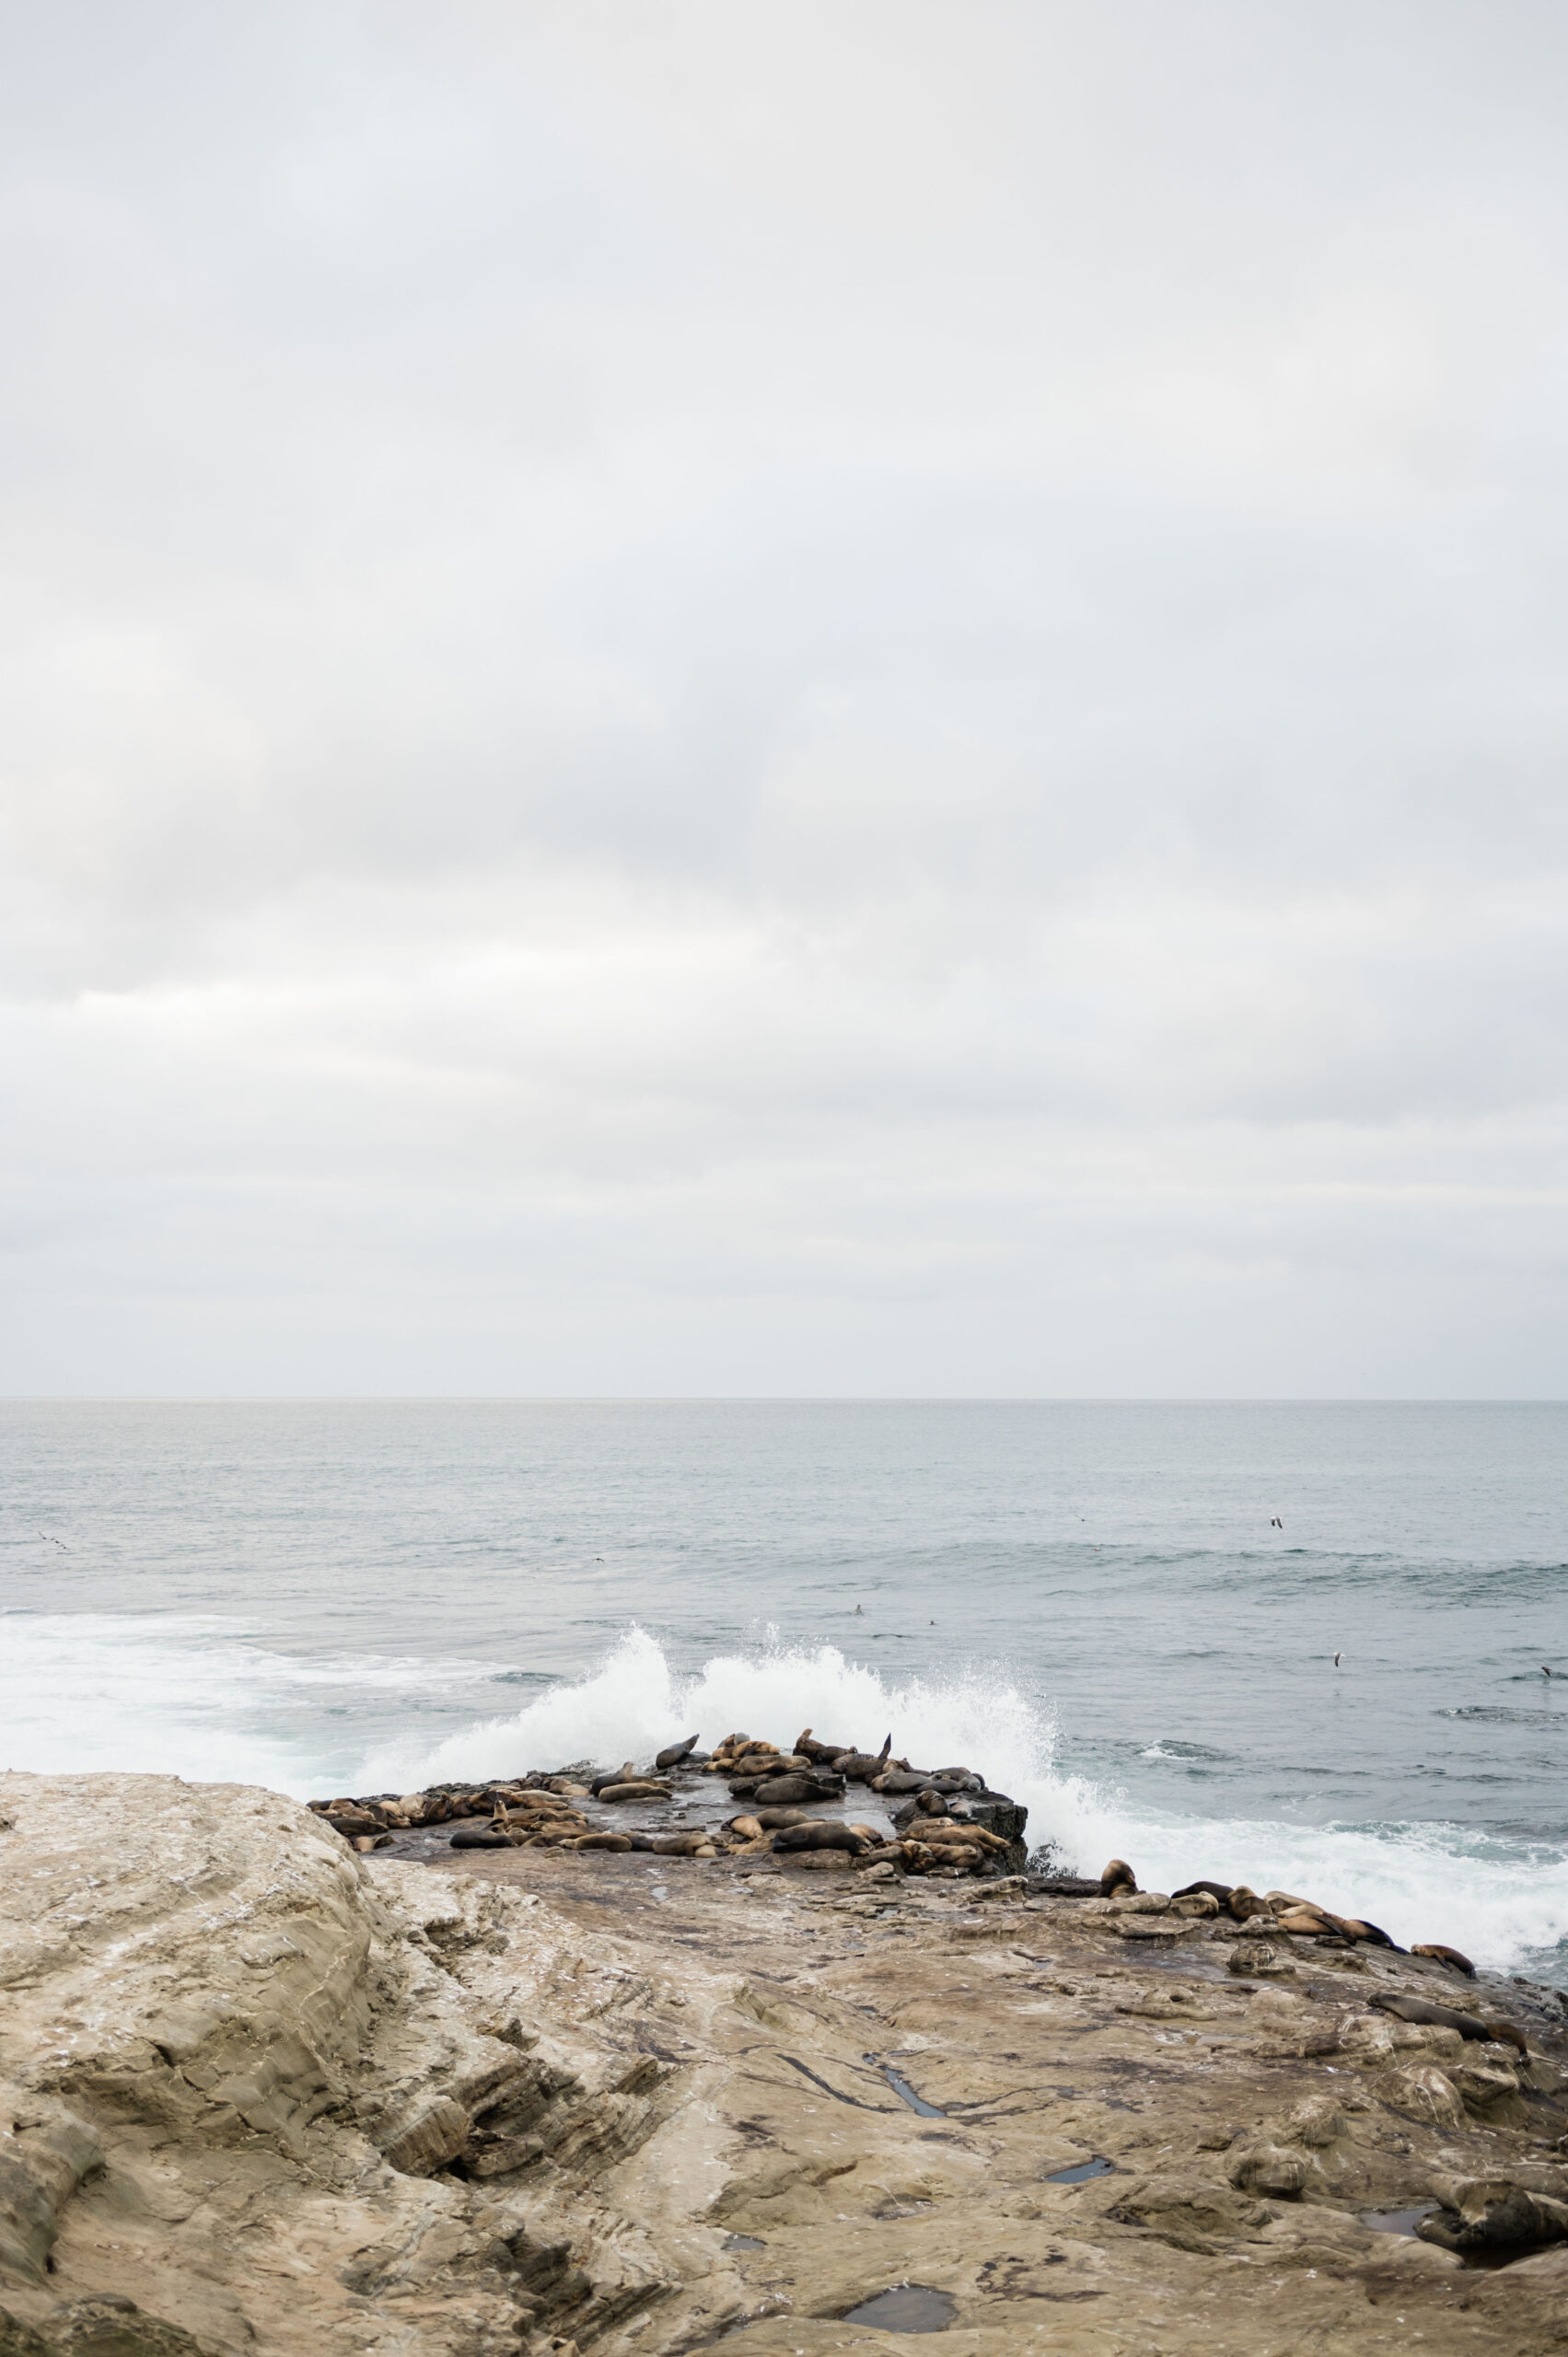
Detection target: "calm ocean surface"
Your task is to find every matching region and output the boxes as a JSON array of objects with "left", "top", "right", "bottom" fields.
[{"left": 3, "top": 1399, "right": 1565, "bottom": 1981}]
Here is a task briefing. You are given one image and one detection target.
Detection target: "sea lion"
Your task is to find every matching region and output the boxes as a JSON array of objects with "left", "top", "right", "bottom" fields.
[
  {"left": 589, "top": 1762, "right": 638, "bottom": 1795},
  {"left": 1172, "top": 1879, "right": 1234, "bottom": 1906},
  {"left": 754, "top": 1805, "right": 818, "bottom": 1829},
  {"left": 726, "top": 1814, "right": 764, "bottom": 1840},
  {"left": 595, "top": 1781, "right": 672, "bottom": 1803},
  {"left": 1370, "top": 1993, "right": 1524, "bottom": 2051},
  {"left": 655, "top": 1735, "right": 701, "bottom": 1770},
  {"left": 870, "top": 1769, "right": 934, "bottom": 1794},
  {"left": 794, "top": 1728, "right": 853, "bottom": 1764},
  {"left": 772, "top": 1822, "right": 868, "bottom": 1854},
  {"left": 1412, "top": 1942, "right": 1477, "bottom": 1978},
  {"left": 1226, "top": 1885, "right": 1273, "bottom": 1922},
  {"left": 833, "top": 1736, "right": 894, "bottom": 1782},
  {"left": 1099, "top": 1858, "right": 1137, "bottom": 1897},
  {"left": 1332, "top": 1915, "right": 1400, "bottom": 1950},
  {"left": 751, "top": 1771, "right": 843, "bottom": 1805},
  {"left": 565, "top": 1831, "right": 633, "bottom": 1852}
]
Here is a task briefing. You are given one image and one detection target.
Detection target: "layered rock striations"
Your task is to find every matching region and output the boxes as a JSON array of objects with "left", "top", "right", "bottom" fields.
[{"left": 3, "top": 1771, "right": 1568, "bottom": 2355}]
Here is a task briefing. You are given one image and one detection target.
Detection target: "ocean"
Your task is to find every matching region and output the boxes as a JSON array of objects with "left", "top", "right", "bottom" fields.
[{"left": 3, "top": 1398, "right": 1565, "bottom": 1983}]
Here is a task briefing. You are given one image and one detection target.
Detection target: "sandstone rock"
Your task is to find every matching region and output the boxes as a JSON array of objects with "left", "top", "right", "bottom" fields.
[
  {"left": 1418, "top": 2172, "right": 1568, "bottom": 2252},
  {"left": 1226, "top": 2141, "right": 1309, "bottom": 2198},
  {"left": 1390, "top": 2065, "right": 1468, "bottom": 2132}
]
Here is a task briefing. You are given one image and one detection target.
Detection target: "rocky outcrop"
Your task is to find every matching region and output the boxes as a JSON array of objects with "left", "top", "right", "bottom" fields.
[
  {"left": 0, "top": 1774, "right": 705, "bottom": 2355},
  {"left": 5, "top": 1772, "right": 1568, "bottom": 2355}
]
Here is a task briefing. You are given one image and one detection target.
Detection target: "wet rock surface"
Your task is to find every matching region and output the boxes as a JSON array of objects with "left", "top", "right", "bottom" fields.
[{"left": 5, "top": 1770, "right": 1568, "bottom": 2354}]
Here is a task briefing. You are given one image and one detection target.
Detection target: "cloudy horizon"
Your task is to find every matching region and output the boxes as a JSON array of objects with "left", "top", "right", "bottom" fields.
[{"left": 4, "top": 1, "right": 1568, "bottom": 1397}]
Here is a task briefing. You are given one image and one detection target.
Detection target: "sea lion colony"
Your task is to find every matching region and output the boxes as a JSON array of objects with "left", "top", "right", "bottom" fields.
[
  {"left": 308, "top": 1725, "right": 1020, "bottom": 1877},
  {"left": 314, "top": 1731, "right": 1481, "bottom": 1968}
]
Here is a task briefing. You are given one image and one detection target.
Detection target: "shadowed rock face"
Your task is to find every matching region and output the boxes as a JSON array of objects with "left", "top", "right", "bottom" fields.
[{"left": 3, "top": 1771, "right": 1568, "bottom": 2357}]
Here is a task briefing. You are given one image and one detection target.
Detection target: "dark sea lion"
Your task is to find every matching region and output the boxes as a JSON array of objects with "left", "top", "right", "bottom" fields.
[
  {"left": 1412, "top": 1942, "right": 1477, "bottom": 1978},
  {"left": 1371, "top": 1993, "right": 1523, "bottom": 2049},
  {"left": 870, "top": 1769, "right": 932, "bottom": 1794},
  {"left": 1331, "top": 1914, "right": 1400, "bottom": 1949},
  {"left": 1172, "top": 1878, "right": 1234, "bottom": 1905},
  {"left": 772, "top": 1822, "right": 868, "bottom": 1854},
  {"left": 655, "top": 1735, "right": 701, "bottom": 1770},
  {"left": 450, "top": 1828, "right": 515, "bottom": 1849},
  {"left": 589, "top": 1762, "right": 638, "bottom": 1795},
  {"left": 1099, "top": 1858, "right": 1137, "bottom": 1896},
  {"left": 747, "top": 1771, "right": 841, "bottom": 1805}
]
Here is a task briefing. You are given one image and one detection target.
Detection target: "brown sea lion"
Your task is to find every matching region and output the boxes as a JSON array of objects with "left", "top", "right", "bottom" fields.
[
  {"left": 754, "top": 1806, "right": 818, "bottom": 1829},
  {"left": 726, "top": 1814, "right": 764, "bottom": 1840},
  {"left": 1099, "top": 1858, "right": 1137, "bottom": 1896},
  {"left": 655, "top": 1735, "right": 701, "bottom": 1770},
  {"left": 595, "top": 1781, "right": 672, "bottom": 1803},
  {"left": 794, "top": 1728, "right": 853, "bottom": 1764},
  {"left": 1172, "top": 1879, "right": 1234, "bottom": 1905},
  {"left": 870, "top": 1769, "right": 933, "bottom": 1794},
  {"left": 589, "top": 1762, "right": 638, "bottom": 1794},
  {"left": 834, "top": 1736, "right": 894, "bottom": 1781},
  {"left": 772, "top": 1822, "right": 868, "bottom": 1854},
  {"left": 1226, "top": 1885, "right": 1272, "bottom": 1922},
  {"left": 567, "top": 1831, "right": 633, "bottom": 1852},
  {"left": 1411, "top": 1942, "right": 1477, "bottom": 1978}
]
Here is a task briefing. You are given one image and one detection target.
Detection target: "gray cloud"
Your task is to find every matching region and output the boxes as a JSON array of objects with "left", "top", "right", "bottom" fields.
[{"left": 3, "top": 1, "right": 1567, "bottom": 1392}]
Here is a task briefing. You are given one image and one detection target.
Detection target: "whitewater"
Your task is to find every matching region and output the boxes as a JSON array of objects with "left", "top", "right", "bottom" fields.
[{"left": 3, "top": 1398, "right": 1565, "bottom": 1983}]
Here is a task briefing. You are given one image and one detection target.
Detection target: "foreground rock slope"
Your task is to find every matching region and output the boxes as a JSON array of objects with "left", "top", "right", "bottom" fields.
[{"left": 3, "top": 1772, "right": 1567, "bottom": 2356}]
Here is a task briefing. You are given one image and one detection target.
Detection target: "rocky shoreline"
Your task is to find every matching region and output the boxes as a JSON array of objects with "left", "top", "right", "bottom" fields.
[{"left": 3, "top": 1763, "right": 1567, "bottom": 2356}]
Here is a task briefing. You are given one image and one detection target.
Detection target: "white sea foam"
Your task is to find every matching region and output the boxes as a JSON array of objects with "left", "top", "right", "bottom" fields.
[
  {"left": 6, "top": 1613, "right": 1565, "bottom": 1981},
  {"left": 364, "top": 1626, "right": 1568, "bottom": 1980},
  {"left": 0, "top": 1612, "right": 509, "bottom": 1789}
]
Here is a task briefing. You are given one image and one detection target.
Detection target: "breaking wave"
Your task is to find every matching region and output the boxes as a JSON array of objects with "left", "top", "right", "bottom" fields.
[{"left": 363, "top": 1627, "right": 1568, "bottom": 1983}]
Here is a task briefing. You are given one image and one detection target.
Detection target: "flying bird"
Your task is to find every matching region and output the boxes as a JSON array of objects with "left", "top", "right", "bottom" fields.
[{"left": 1333, "top": 1652, "right": 1342, "bottom": 1668}]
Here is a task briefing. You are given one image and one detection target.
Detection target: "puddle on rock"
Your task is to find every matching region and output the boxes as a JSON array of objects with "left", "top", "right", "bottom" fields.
[
  {"left": 1046, "top": 2155, "right": 1116, "bottom": 2185},
  {"left": 722, "top": 2234, "right": 765, "bottom": 2251},
  {"left": 881, "top": 2064, "right": 947, "bottom": 2118},
  {"left": 1361, "top": 2204, "right": 1437, "bottom": 2238},
  {"left": 842, "top": 2285, "right": 957, "bottom": 2334}
]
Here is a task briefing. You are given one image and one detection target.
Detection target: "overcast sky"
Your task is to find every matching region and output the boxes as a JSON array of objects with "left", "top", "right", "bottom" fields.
[{"left": 4, "top": 1, "right": 1568, "bottom": 1396}]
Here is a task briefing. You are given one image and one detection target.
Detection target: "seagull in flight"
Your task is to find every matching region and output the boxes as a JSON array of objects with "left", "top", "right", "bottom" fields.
[{"left": 1333, "top": 1652, "right": 1342, "bottom": 1668}]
